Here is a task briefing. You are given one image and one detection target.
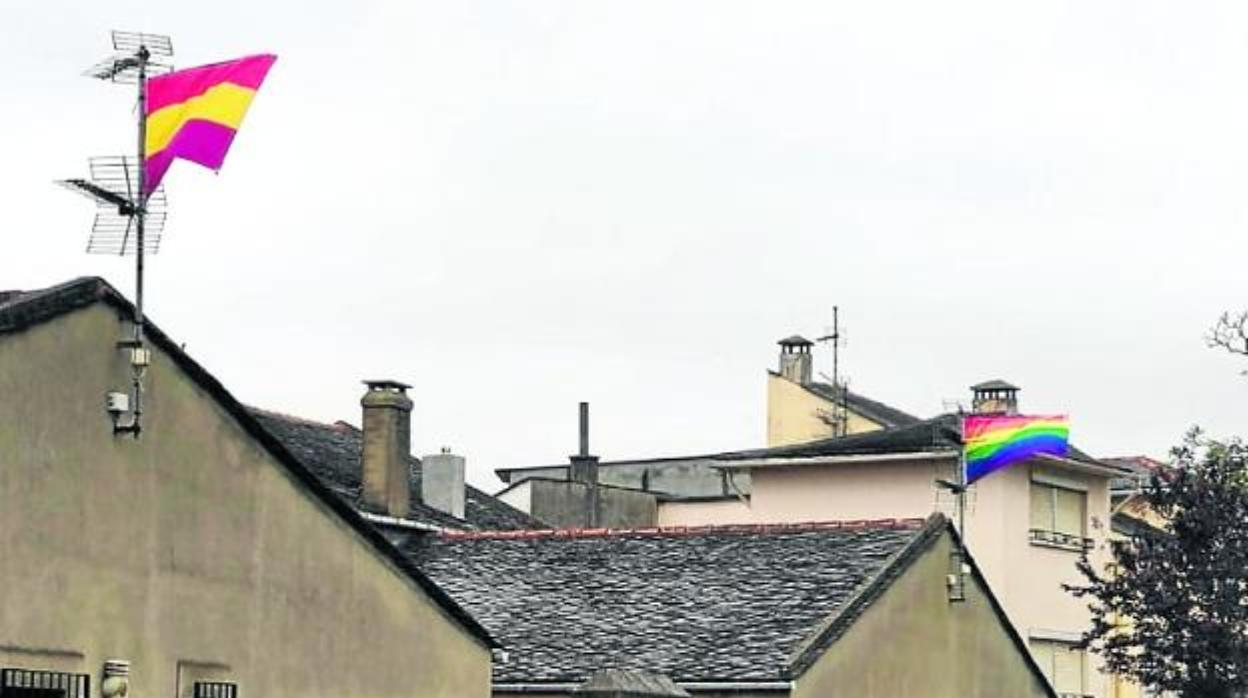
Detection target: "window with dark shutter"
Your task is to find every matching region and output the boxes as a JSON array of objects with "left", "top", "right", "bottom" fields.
[{"left": 0, "top": 668, "right": 90, "bottom": 698}]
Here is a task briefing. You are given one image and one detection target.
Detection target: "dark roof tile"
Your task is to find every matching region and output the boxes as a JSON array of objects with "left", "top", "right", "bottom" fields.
[
  {"left": 405, "top": 518, "right": 933, "bottom": 684},
  {"left": 801, "top": 381, "right": 922, "bottom": 428},
  {"left": 249, "top": 407, "right": 545, "bottom": 531}
]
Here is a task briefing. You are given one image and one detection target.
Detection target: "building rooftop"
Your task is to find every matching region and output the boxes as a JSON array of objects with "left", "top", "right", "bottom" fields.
[
  {"left": 404, "top": 517, "right": 939, "bottom": 684},
  {"left": 799, "top": 380, "right": 923, "bottom": 428},
  {"left": 0, "top": 276, "right": 497, "bottom": 646},
  {"left": 249, "top": 407, "right": 545, "bottom": 532},
  {"left": 711, "top": 414, "right": 1114, "bottom": 470}
]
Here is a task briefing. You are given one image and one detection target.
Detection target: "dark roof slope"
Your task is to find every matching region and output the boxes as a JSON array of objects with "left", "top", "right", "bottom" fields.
[
  {"left": 493, "top": 380, "right": 920, "bottom": 481},
  {"left": 800, "top": 380, "right": 922, "bottom": 428},
  {"left": 405, "top": 518, "right": 932, "bottom": 684},
  {"left": 575, "top": 670, "right": 690, "bottom": 696},
  {"left": 250, "top": 408, "right": 545, "bottom": 531},
  {"left": 0, "top": 277, "right": 496, "bottom": 647},
  {"left": 713, "top": 413, "right": 1109, "bottom": 467}
]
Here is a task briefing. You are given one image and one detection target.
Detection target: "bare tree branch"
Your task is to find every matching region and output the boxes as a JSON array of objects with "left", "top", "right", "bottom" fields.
[{"left": 1207, "top": 311, "right": 1248, "bottom": 358}]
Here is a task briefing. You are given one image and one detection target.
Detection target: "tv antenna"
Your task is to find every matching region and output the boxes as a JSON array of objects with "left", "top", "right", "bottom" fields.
[
  {"left": 57, "top": 31, "right": 175, "bottom": 437},
  {"left": 816, "top": 306, "right": 849, "bottom": 437}
]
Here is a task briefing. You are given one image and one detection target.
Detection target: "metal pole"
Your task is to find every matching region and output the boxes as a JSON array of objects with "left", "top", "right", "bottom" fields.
[
  {"left": 135, "top": 45, "right": 148, "bottom": 345},
  {"left": 131, "top": 44, "right": 149, "bottom": 432},
  {"left": 578, "top": 402, "right": 589, "bottom": 457},
  {"left": 955, "top": 421, "right": 968, "bottom": 599}
]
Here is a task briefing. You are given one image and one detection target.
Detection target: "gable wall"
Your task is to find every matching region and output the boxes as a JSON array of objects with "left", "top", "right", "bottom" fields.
[
  {"left": 766, "top": 373, "right": 882, "bottom": 447},
  {"left": 794, "top": 531, "right": 1052, "bottom": 698},
  {"left": 0, "top": 304, "right": 490, "bottom": 698}
]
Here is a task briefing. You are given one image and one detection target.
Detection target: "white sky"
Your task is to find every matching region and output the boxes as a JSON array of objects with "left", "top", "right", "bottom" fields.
[{"left": 3, "top": 1, "right": 1245, "bottom": 488}]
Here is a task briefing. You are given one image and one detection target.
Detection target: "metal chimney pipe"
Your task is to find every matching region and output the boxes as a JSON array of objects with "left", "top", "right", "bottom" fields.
[{"left": 579, "top": 401, "right": 590, "bottom": 457}]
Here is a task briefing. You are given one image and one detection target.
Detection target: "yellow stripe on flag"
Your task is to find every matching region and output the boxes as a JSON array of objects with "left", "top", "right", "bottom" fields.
[{"left": 146, "top": 82, "right": 258, "bottom": 156}]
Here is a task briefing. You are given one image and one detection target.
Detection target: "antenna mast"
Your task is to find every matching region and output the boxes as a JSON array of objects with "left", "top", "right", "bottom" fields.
[
  {"left": 59, "top": 31, "right": 174, "bottom": 437},
  {"left": 816, "top": 306, "right": 848, "bottom": 437}
]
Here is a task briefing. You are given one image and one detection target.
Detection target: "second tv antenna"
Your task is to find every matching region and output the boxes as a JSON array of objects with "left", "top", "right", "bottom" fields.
[{"left": 58, "top": 31, "right": 175, "bottom": 437}]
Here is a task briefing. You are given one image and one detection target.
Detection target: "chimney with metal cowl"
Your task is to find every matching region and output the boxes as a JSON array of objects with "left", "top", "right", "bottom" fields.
[
  {"left": 361, "top": 379, "right": 413, "bottom": 518},
  {"left": 422, "top": 448, "right": 466, "bottom": 519},
  {"left": 777, "top": 335, "right": 814, "bottom": 385},
  {"left": 971, "top": 379, "right": 1019, "bottom": 415}
]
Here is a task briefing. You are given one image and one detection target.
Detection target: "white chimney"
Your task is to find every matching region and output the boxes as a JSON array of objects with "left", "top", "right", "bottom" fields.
[{"left": 422, "top": 450, "right": 466, "bottom": 520}]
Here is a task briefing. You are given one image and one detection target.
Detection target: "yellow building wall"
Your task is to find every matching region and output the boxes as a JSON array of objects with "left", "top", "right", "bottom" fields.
[
  {"left": 0, "top": 303, "right": 491, "bottom": 698},
  {"left": 794, "top": 531, "right": 1052, "bottom": 698},
  {"left": 1105, "top": 494, "right": 1167, "bottom": 698},
  {"left": 766, "top": 373, "right": 883, "bottom": 447}
]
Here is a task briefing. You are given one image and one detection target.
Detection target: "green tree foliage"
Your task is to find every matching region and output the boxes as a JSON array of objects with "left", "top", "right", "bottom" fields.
[{"left": 1068, "top": 431, "right": 1248, "bottom": 698}]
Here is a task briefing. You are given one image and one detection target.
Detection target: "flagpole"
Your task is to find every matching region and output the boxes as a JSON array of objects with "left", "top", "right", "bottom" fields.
[
  {"left": 130, "top": 42, "right": 149, "bottom": 435},
  {"left": 135, "top": 43, "right": 147, "bottom": 349}
]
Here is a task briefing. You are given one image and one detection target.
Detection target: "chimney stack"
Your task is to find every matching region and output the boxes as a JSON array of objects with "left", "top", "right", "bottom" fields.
[
  {"left": 361, "top": 380, "right": 413, "bottom": 518},
  {"left": 777, "top": 335, "right": 814, "bottom": 385},
  {"left": 970, "top": 380, "right": 1019, "bottom": 415},
  {"left": 422, "top": 449, "right": 466, "bottom": 519},
  {"left": 569, "top": 401, "right": 599, "bottom": 487}
]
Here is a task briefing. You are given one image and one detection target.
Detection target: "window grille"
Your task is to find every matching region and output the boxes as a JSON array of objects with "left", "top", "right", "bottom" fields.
[
  {"left": 193, "top": 682, "right": 237, "bottom": 698},
  {"left": 1030, "top": 480, "right": 1088, "bottom": 549},
  {"left": 0, "top": 668, "right": 90, "bottom": 698}
]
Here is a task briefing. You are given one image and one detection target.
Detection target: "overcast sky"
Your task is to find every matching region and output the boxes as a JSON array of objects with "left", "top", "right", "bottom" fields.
[{"left": 3, "top": 1, "right": 1245, "bottom": 488}]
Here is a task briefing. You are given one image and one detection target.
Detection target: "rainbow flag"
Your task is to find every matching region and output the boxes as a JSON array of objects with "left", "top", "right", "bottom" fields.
[
  {"left": 144, "top": 54, "right": 277, "bottom": 194},
  {"left": 963, "top": 414, "right": 1069, "bottom": 484}
]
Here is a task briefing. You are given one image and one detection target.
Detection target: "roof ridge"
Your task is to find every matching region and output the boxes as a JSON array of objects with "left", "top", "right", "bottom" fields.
[
  {"left": 248, "top": 405, "right": 358, "bottom": 433},
  {"left": 439, "top": 517, "right": 927, "bottom": 541}
]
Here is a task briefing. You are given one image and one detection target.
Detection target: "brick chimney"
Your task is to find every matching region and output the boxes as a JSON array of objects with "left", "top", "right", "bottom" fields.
[
  {"left": 777, "top": 335, "right": 814, "bottom": 385},
  {"left": 361, "top": 380, "right": 413, "bottom": 518},
  {"left": 421, "top": 449, "right": 466, "bottom": 519},
  {"left": 971, "top": 379, "right": 1019, "bottom": 415}
]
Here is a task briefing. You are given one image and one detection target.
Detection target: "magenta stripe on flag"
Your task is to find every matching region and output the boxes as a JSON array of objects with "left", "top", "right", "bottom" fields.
[
  {"left": 147, "top": 54, "right": 276, "bottom": 114},
  {"left": 144, "top": 119, "right": 238, "bottom": 193}
]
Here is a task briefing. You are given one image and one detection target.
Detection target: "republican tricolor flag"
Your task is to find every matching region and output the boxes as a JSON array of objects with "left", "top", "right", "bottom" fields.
[{"left": 144, "top": 54, "right": 277, "bottom": 194}]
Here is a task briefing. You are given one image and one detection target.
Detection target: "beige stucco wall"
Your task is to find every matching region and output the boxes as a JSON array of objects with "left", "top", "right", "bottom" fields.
[
  {"left": 794, "top": 532, "right": 1052, "bottom": 698},
  {"left": 0, "top": 303, "right": 491, "bottom": 698},
  {"left": 766, "top": 373, "right": 883, "bottom": 447},
  {"left": 727, "top": 456, "right": 1113, "bottom": 696},
  {"left": 749, "top": 459, "right": 953, "bottom": 524},
  {"left": 656, "top": 498, "right": 753, "bottom": 526}
]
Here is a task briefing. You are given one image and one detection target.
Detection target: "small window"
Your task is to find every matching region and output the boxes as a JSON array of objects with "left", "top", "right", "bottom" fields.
[
  {"left": 1030, "top": 481, "right": 1089, "bottom": 549},
  {"left": 193, "top": 682, "right": 237, "bottom": 698},
  {"left": 1030, "top": 639, "right": 1088, "bottom": 697},
  {"left": 0, "top": 668, "right": 90, "bottom": 698}
]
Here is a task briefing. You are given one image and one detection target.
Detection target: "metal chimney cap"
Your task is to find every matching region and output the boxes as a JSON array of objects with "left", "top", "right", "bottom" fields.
[
  {"left": 970, "top": 379, "right": 1019, "bottom": 392},
  {"left": 363, "top": 379, "right": 412, "bottom": 392}
]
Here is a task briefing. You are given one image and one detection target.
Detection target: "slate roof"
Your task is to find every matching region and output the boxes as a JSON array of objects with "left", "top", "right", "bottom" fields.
[
  {"left": 575, "top": 669, "right": 690, "bottom": 696},
  {"left": 798, "top": 380, "right": 922, "bottom": 428},
  {"left": 250, "top": 408, "right": 544, "bottom": 531},
  {"left": 404, "top": 517, "right": 938, "bottom": 685},
  {"left": 0, "top": 277, "right": 497, "bottom": 647},
  {"left": 493, "top": 381, "right": 919, "bottom": 484},
  {"left": 712, "top": 413, "right": 1112, "bottom": 469}
]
